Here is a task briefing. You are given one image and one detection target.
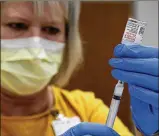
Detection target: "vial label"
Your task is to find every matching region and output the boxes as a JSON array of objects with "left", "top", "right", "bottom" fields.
[{"left": 122, "top": 18, "right": 147, "bottom": 45}]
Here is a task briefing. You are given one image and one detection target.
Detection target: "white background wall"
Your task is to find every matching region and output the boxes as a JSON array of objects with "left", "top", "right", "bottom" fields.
[{"left": 133, "top": 1, "right": 158, "bottom": 47}]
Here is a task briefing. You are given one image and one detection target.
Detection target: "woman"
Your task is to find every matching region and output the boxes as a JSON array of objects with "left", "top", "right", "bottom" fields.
[{"left": 1, "top": 1, "right": 158, "bottom": 136}]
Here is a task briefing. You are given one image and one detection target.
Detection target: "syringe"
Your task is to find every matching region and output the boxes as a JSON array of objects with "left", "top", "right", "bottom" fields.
[
  {"left": 106, "top": 80, "right": 124, "bottom": 128},
  {"left": 106, "top": 18, "right": 147, "bottom": 128}
]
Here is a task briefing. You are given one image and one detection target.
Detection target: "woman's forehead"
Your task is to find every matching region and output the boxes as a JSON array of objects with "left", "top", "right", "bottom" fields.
[{"left": 1, "top": 1, "right": 67, "bottom": 23}]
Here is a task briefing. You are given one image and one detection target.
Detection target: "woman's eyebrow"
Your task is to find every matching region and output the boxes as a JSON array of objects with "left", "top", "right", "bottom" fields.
[
  {"left": 41, "top": 20, "right": 64, "bottom": 26},
  {"left": 2, "top": 15, "right": 31, "bottom": 24},
  {"left": 41, "top": 16, "right": 64, "bottom": 25}
]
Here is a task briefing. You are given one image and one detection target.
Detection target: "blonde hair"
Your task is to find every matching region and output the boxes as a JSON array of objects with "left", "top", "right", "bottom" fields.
[
  {"left": 1, "top": 0, "right": 83, "bottom": 87},
  {"left": 35, "top": 1, "right": 83, "bottom": 87}
]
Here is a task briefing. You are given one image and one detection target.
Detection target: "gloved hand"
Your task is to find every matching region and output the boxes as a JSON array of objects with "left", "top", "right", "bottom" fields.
[
  {"left": 109, "top": 44, "right": 159, "bottom": 136},
  {"left": 62, "top": 122, "right": 119, "bottom": 136}
]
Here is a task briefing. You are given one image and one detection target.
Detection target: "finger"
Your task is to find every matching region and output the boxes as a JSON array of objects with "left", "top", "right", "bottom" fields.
[
  {"left": 111, "top": 69, "right": 159, "bottom": 92},
  {"left": 128, "top": 85, "right": 159, "bottom": 108},
  {"left": 130, "top": 97, "right": 158, "bottom": 135},
  {"left": 109, "top": 58, "right": 159, "bottom": 76},
  {"left": 114, "top": 44, "right": 158, "bottom": 58},
  {"left": 62, "top": 122, "right": 119, "bottom": 136}
]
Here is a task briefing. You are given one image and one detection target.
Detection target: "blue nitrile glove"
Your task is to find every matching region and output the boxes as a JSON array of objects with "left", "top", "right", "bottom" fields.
[
  {"left": 62, "top": 122, "right": 119, "bottom": 136},
  {"left": 109, "top": 44, "right": 159, "bottom": 136}
]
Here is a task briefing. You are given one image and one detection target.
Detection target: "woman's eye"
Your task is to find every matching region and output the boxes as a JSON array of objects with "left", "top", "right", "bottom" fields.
[
  {"left": 42, "top": 26, "right": 60, "bottom": 35},
  {"left": 6, "top": 23, "right": 28, "bottom": 31}
]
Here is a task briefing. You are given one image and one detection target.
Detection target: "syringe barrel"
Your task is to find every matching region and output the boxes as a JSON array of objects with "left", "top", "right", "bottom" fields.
[{"left": 106, "top": 98, "right": 121, "bottom": 128}]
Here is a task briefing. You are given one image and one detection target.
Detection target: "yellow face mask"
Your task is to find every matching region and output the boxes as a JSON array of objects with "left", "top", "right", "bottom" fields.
[{"left": 1, "top": 37, "right": 65, "bottom": 96}]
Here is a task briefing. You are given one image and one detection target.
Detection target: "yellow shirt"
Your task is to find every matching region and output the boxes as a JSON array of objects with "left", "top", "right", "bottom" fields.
[{"left": 1, "top": 86, "right": 133, "bottom": 136}]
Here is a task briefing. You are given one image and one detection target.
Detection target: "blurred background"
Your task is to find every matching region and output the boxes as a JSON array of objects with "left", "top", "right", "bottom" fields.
[{"left": 65, "top": 1, "right": 158, "bottom": 133}]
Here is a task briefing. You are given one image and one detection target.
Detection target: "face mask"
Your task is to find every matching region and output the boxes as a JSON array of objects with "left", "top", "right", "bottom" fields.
[{"left": 1, "top": 37, "right": 65, "bottom": 96}]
